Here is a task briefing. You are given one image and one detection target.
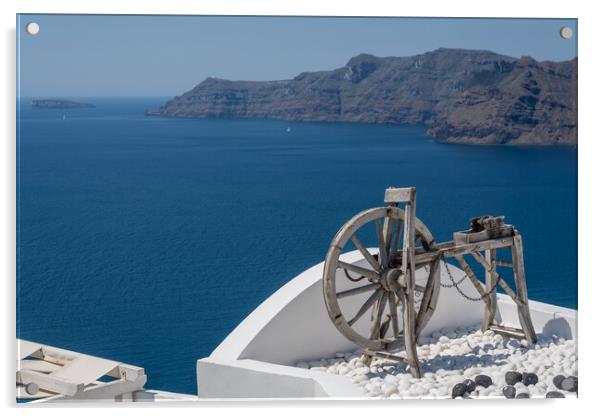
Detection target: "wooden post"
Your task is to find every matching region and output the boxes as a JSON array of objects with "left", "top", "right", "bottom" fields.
[
  {"left": 482, "top": 249, "right": 497, "bottom": 332},
  {"left": 401, "top": 190, "right": 421, "bottom": 378},
  {"left": 511, "top": 234, "right": 537, "bottom": 343},
  {"left": 415, "top": 256, "right": 441, "bottom": 336}
]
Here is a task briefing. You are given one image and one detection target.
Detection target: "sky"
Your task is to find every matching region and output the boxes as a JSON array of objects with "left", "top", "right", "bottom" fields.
[{"left": 17, "top": 15, "right": 577, "bottom": 97}]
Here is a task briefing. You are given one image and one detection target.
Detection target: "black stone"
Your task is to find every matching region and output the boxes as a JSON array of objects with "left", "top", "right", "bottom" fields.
[
  {"left": 553, "top": 375, "right": 566, "bottom": 389},
  {"left": 516, "top": 392, "right": 530, "bottom": 399},
  {"left": 560, "top": 376, "right": 578, "bottom": 392},
  {"left": 502, "top": 385, "right": 516, "bottom": 399},
  {"left": 546, "top": 391, "right": 565, "bottom": 398},
  {"left": 475, "top": 374, "right": 493, "bottom": 388},
  {"left": 464, "top": 379, "right": 477, "bottom": 393},
  {"left": 505, "top": 371, "right": 523, "bottom": 385},
  {"left": 522, "top": 372, "right": 539, "bottom": 386},
  {"left": 452, "top": 383, "right": 468, "bottom": 399}
]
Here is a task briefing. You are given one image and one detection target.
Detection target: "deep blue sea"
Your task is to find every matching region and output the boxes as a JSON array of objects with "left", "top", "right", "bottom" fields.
[{"left": 16, "top": 97, "right": 577, "bottom": 394}]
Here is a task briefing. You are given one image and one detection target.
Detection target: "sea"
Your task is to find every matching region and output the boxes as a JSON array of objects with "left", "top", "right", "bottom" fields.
[{"left": 16, "top": 97, "right": 578, "bottom": 394}]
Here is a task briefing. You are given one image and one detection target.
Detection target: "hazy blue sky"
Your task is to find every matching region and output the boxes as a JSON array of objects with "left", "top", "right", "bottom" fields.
[{"left": 17, "top": 15, "right": 577, "bottom": 97}]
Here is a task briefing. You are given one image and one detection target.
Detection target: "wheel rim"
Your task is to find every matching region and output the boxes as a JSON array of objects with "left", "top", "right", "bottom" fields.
[{"left": 323, "top": 206, "right": 436, "bottom": 351}]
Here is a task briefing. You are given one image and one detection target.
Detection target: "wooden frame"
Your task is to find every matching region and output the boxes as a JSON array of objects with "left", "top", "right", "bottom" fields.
[
  {"left": 16, "top": 340, "right": 146, "bottom": 401},
  {"left": 322, "top": 187, "right": 537, "bottom": 378}
]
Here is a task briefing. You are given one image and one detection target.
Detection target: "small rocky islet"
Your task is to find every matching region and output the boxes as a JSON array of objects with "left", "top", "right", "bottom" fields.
[
  {"left": 31, "top": 99, "right": 95, "bottom": 109},
  {"left": 296, "top": 323, "right": 577, "bottom": 399}
]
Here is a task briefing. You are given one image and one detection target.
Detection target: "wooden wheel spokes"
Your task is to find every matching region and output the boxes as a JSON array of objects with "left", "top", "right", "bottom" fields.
[
  {"left": 323, "top": 206, "right": 436, "bottom": 352},
  {"left": 336, "top": 283, "right": 379, "bottom": 299},
  {"left": 375, "top": 215, "right": 406, "bottom": 270},
  {"left": 347, "top": 288, "right": 382, "bottom": 327},
  {"left": 340, "top": 282, "right": 424, "bottom": 336},
  {"left": 350, "top": 234, "right": 382, "bottom": 272},
  {"left": 390, "top": 219, "right": 403, "bottom": 263},
  {"left": 369, "top": 291, "right": 387, "bottom": 339},
  {"left": 324, "top": 189, "right": 538, "bottom": 379},
  {"left": 388, "top": 291, "right": 400, "bottom": 337},
  {"left": 374, "top": 219, "right": 386, "bottom": 268},
  {"left": 345, "top": 213, "right": 428, "bottom": 280},
  {"left": 332, "top": 278, "right": 428, "bottom": 344},
  {"left": 337, "top": 260, "right": 381, "bottom": 282}
]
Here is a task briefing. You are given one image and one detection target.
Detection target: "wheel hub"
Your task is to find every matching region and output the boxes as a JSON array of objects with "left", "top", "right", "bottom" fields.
[{"left": 381, "top": 268, "right": 403, "bottom": 292}]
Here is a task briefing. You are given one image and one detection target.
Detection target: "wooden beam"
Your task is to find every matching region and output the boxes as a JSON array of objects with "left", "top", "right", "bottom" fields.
[
  {"left": 482, "top": 249, "right": 498, "bottom": 332},
  {"left": 471, "top": 252, "right": 524, "bottom": 306},
  {"left": 384, "top": 187, "right": 415, "bottom": 204},
  {"left": 17, "top": 369, "right": 84, "bottom": 396},
  {"left": 511, "top": 234, "right": 537, "bottom": 344},
  {"left": 51, "top": 356, "right": 120, "bottom": 385},
  {"left": 442, "top": 237, "right": 514, "bottom": 258},
  {"left": 454, "top": 256, "right": 492, "bottom": 309},
  {"left": 52, "top": 376, "right": 148, "bottom": 401},
  {"left": 402, "top": 197, "right": 421, "bottom": 378},
  {"left": 409, "top": 237, "right": 514, "bottom": 266},
  {"left": 494, "top": 260, "right": 514, "bottom": 268},
  {"left": 18, "top": 359, "right": 62, "bottom": 373},
  {"left": 489, "top": 324, "right": 526, "bottom": 339},
  {"left": 415, "top": 257, "right": 441, "bottom": 336},
  {"left": 362, "top": 350, "right": 405, "bottom": 363}
]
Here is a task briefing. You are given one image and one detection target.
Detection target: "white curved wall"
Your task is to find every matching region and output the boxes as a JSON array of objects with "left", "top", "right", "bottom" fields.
[
  {"left": 197, "top": 250, "right": 577, "bottom": 398},
  {"left": 209, "top": 250, "right": 492, "bottom": 366}
]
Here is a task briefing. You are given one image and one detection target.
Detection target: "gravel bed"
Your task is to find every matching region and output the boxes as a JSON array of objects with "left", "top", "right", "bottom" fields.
[{"left": 296, "top": 324, "right": 577, "bottom": 399}]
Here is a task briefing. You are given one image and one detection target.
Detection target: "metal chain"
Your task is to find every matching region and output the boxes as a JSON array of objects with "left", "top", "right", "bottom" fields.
[
  {"left": 439, "top": 259, "right": 499, "bottom": 302},
  {"left": 413, "top": 288, "right": 423, "bottom": 308},
  {"left": 343, "top": 257, "right": 497, "bottom": 306},
  {"left": 423, "top": 262, "right": 466, "bottom": 288},
  {"left": 440, "top": 267, "right": 467, "bottom": 287},
  {"left": 343, "top": 269, "right": 366, "bottom": 282}
]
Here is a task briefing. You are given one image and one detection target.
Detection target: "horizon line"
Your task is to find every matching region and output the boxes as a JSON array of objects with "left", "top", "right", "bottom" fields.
[{"left": 19, "top": 47, "right": 577, "bottom": 99}]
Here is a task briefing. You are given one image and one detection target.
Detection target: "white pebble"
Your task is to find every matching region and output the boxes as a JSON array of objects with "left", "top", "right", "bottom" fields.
[
  {"left": 365, "top": 384, "right": 380, "bottom": 394},
  {"left": 304, "top": 325, "right": 577, "bottom": 399},
  {"left": 381, "top": 383, "right": 398, "bottom": 396},
  {"left": 338, "top": 366, "right": 350, "bottom": 375},
  {"left": 398, "top": 379, "right": 411, "bottom": 391}
]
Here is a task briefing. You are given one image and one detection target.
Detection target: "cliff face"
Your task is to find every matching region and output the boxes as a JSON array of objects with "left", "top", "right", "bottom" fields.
[{"left": 154, "top": 48, "right": 577, "bottom": 145}]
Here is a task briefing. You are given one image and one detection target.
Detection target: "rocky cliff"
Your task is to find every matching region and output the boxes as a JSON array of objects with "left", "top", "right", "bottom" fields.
[{"left": 152, "top": 48, "right": 577, "bottom": 145}]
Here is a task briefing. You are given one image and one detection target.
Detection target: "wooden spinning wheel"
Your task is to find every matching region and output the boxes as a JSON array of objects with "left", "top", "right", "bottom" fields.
[
  {"left": 322, "top": 187, "right": 537, "bottom": 378},
  {"left": 323, "top": 188, "right": 441, "bottom": 377}
]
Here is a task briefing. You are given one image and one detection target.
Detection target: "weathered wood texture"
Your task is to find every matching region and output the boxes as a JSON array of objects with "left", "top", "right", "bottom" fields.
[
  {"left": 384, "top": 187, "right": 416, "bottom": 204},
  {"left": 401, "top": 197, "right": 421, "bottom": 377},
  {"left": 482, "top": 249, "right": 497, "bottom": 331},
  {"left": 322, "top": 187, "right": 538, "bottom": 379},
  {"left": 511, "top": 234, "right": 537, "bottom": 343}
]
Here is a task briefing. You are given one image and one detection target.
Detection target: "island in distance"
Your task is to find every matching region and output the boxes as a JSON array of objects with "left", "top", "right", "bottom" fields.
[
  {"left": 31, "top": 99, "right": 96, "bottom": 109},
  {"left": 148, "top": 48, "right": 577, "bottom": 145}
]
